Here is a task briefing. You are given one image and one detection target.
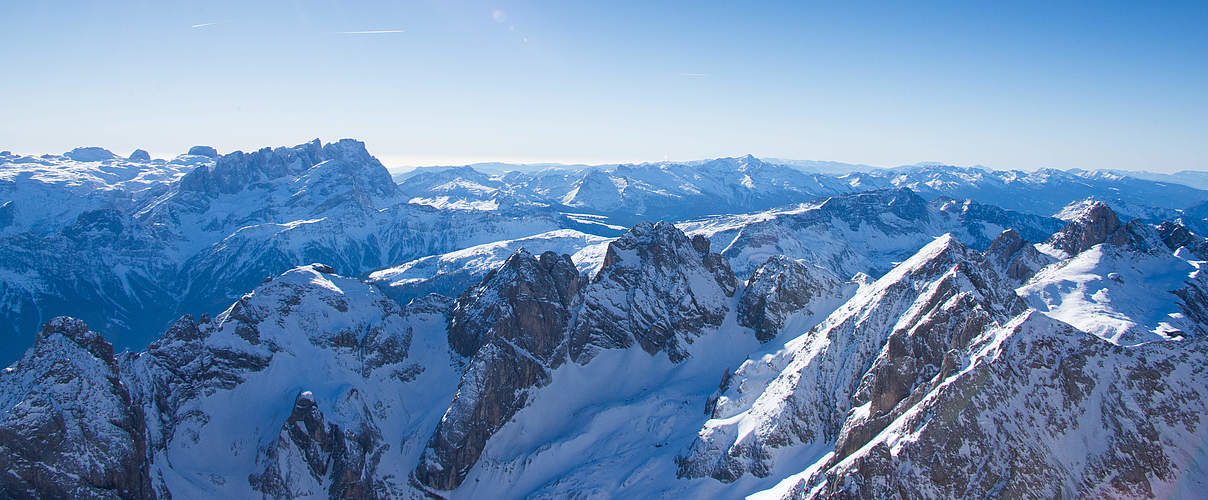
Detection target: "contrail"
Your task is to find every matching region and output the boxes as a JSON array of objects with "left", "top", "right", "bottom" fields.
[
  {"left": 334, "top": 29, "right": 406, "bottom": 34},
  {"left": 191, "top": 20, "right": 232, "bottom": 29}
]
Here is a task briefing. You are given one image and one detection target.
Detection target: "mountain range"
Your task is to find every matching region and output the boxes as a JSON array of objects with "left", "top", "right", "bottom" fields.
[{"left": 1, "top": 140, "right": 1207, "bottom": 498}]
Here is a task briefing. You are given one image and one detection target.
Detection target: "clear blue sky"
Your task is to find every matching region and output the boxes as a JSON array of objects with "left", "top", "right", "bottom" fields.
[{"left": 1, "top": 1, "right": 1205, "bottom": 171}]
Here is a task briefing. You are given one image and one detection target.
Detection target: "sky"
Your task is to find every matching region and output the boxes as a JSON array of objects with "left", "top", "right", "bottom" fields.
[{"left": 1, "top": 1, "right": 1205, "bottom": 172}]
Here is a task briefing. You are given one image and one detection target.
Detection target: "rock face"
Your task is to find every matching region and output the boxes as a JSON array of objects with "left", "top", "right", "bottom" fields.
[
  {"left": 368, "top": 229, "right": 611, "bottom": 306},
  {"left": 1046, "top": 201, "right": 1127, "bottom": 256},
  {"left": 737, "top": 255, "right": 850, "bottom": 342},
  {"left": 1158, "top": 221, "right": 1208, "bottom": 259},
  {"left": 416, "top": 250, "right": 580, "bottom": 490},
  {"left": 677, "top": 235, "right": 1025, "bottom": 482},
  {"left": 176, "top": 139, "right": 392, "bottom": 200},
  {"left": 110, "top": 264, "right": 454, "bottom": 498},
  {"left": 570, "top": 222, "right": 738, "bottom": 363},
  {"left": 0, "top": 317, "right": 154, "bottom": 499},
  {"left": 416, "top": 222, "right": 740, "bottom": 491},
  {"left": 789, "top": 312, "right": 1208, "bottom": 499},
  {"left": 249, "top": 390, "right": 385, "bottom": 499},
  {"left": 982, "top": 228, "right": 1052, "bottom": 284}
]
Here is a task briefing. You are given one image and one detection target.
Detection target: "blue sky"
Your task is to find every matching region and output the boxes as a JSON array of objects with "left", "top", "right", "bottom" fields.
[{"left": 1, "top": 1, "right": 1204, "bottom": 171}]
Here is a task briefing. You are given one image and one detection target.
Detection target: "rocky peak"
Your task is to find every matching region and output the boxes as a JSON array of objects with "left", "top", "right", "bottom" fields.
[
  {"left": 1157, "top": 221, "right": 1208, "bottom": 259},
  {"left": 678, "top": 234, "right": 1023, "bottom": 482},
  {"left": 887, "top": 234, "right": 981, "bottom": 282},
  {"left": 135, "top": 263, "right": 418, "bottom": 417},
  {"left": 319, "top": 138, "right": 374, "bottom": 164},
  {"left": 1046, "top": 201, "right": 1126, "bottom": 256},
  {"left": 176, "top": 139, "right": 393, "bottom": 198},
  {"left": 1158, "top": 221, "right": 1195, "bottom": 250},
  {"left": 572, "top": 221, "right": 737, "bottom": 363},
  {"left": 738, "top": 255, "right": 850, "bottom": 342},
  {"left": 186, "top": 145, "right": 218, "bottom": 158},
  {"left": 418, "top": 249, "right": 580, "bottom": 491},
  {"left": 598, "top": 221, "right": 736, "bottom": 293},
  {"left": 447, "top": 248, "right": 579, "bottom": 358},
  {"left": 34, "top": 316, "right": 117, "bottom": 366},
  {"left": 418, "top": 222, "right": 744, "bottom": 491},
  {"left": 178, "top": 141, "right": 319, "bottom": 195},
  {"left": 985, "top": 228, "right": 1025, "bottom": 260},
  {"left": 833, "top": 242, "right": 1026, "bottom": 460},
  {"left": 0, "top": 317, "right": 154, "bottom": 499},
  {"left": 128, "top": 149, "right": 151, "bottom": 162},
  {"left": 796, "top": 312, "right": 1208, "bottom": 499},
  {"left": 983, "top": 229, "right": 1051, "bottom": 284},
  {"left": 118, "top": 264, "right": 434, "bottom": 497}
]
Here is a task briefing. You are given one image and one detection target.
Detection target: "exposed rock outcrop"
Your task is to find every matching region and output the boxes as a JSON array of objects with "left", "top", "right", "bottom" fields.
[
  {"left": 737, "top": 255, "right": 850, "bottom": 342},
  {"left": 791, "top": 312, "right": 1208, "bottom": 499},
  {"left": 116, "top": 264, "right": 436, "bottom": 497},
  {"left": 678, "top": 234, "right": 1024, "bottom": 482},
  {"left": 570, "top": 221, "right": 737, "bottom": 363},
  {"left": 983, "top": 228, "right": 1052, "bottom": 284},
  {"left": 1046, "top": 201, "right": 1126, "bottom": 256},
  {"left": 1158, "top": 221, "right": 1208, "bottom": 259},
  {"left": 0, "top": 317, "right": 155, "bottom": 499},
  {"left": 250, "top": 390, "right": 386, "bottom": 499},
  {"left": 418, "top": 222, "right": 741, "bottom": 491},
  {"left": 416, "top": 250, "right": 580, "bottom": 490}
]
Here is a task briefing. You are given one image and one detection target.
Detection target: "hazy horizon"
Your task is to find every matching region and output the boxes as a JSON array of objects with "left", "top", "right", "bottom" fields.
[{"left": 8, "top": 138, "right": 1208, "bottom": 176}]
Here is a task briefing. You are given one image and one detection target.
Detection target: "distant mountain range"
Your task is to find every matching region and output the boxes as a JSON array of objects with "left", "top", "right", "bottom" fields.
[{"left": 396, "top": 154, "right": 1208, "bottom": 225}]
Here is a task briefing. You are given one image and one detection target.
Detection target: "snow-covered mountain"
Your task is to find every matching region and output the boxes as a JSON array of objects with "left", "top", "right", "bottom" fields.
[
  {"left": 679, "top": 188, "right": 1064, "bottom": 278},
  {"left": 3, "top": 200, "right": 1207, "bottom": 498},
  {"left": 859, "top": 165, "right": 1208, "bottom": 219},
  {"left": 677, "top": 202, "right": 1208, "bottom": 498},
  {"left": 3, "top": 140, "right": 1208, "bottom": 498},
  {"left": 0, "top": 140, "right": 580, "bottom": 361},
  {"left": 398, "top": 159, "right": 1208, "bottom": 226},
  {"left": 0, "top": 147, "right": 202, "bottom": 235},
  {"left": 368, "top": 229, "right": 611, "bottom": 305},
  {"left": 398, "top": 156, "right": 860, "bottom": 226}
]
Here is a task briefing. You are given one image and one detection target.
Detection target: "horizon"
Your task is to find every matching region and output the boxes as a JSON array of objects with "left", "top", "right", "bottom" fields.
[
  {"left": 2, "top": 1, "right": 1205, "bottom": 173},
  {"left": 6, "top": 138, "right": 1207, "bottom": 176},
  {"left": 7, "top": 136, "right": 1208, "bottom": 176}
]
